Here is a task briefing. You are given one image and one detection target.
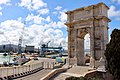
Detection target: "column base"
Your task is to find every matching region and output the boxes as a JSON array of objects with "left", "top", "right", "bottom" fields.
[
  {"left": 99, "top": 57, "right": 105, "bottom": 66},
  {"left": 89, "top": 57, "right": 106, "bottom": 70},
  {"left": 66, "top": 58, "right": 77, "bottom": 66},
  {"left": 97, "top": 57, "right": 106, "bottom": 72},
  {"left": 89, "top": 57, "right": 95, "bottom": 68}
]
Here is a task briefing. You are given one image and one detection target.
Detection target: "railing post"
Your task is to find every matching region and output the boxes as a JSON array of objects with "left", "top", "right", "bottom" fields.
[
  {"left": 53, "top": 62, "right": 54, "bottom": 68},
  {"left": 22, "top": 65, "right": 24, "bottom": 73},
  {"left": 35, "top": 64, "right": 36, "bottom": 69},
  {"left": 7, "top": 68, "right": 8, "bottom": 77},
  {"left": 16, "top": 67, "right": 18, "bottom": 75},
  {"left": 33, "top": 64, "right": 34, "bottom": 70},
  {"left": 47, "top": 62, "right": 49, "bottom": 69},
  {"left": 29, "top": 65, "right": 30, "bottom": 71},
  {"left": 26, "top": 65, "right": 27, "bottom": 72},
  {"left": 13, "top": 67, "right": 14, "bottom": 76},
  {"left": 0, "top": 68, "right": 2, "bottom": 77},
  {"left": 18, "top": 67, "right": 19, "bottom": 74},
  {"left": 14, "top": 67, "right": 16, "bottom": 76},
  {"left": 42, "top": 62, "right": 44, "bottom": 68}
]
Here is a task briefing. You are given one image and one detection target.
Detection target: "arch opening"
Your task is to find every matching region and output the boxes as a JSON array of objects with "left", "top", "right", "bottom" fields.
[{"left": 84, "top": 33, "right": 90, "bottom": 65}]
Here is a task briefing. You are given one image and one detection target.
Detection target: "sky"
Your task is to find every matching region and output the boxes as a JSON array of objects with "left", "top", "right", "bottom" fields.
[{"left": 0, "top": 0, "right": 120, "bottom": 50}]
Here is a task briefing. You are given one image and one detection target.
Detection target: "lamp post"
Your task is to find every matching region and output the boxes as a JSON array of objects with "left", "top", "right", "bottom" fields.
[{"left": 8, "top": 42, "right": 12, "bottom": 64}]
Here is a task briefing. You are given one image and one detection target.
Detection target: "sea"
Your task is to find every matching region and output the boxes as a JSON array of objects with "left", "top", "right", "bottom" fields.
[{"left": 0, "top": 53, "right": 14, "bottom": 64}]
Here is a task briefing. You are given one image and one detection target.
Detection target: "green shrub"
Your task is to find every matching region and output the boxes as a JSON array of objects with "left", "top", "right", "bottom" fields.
[{"left": 65, "top": 76, "right": 98, "bottom": 80}]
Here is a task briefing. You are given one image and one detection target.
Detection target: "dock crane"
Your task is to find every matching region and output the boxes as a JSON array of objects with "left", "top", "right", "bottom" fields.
[
  {"left": 40, "top": 41, "right": 64, "bottom": 57},
  {"left": 40, "top": 41, "right": 51, "bottom": 57},
  {"left": 46, "top": 41, "right": 51, "bottom": 48},
  {"left": 18, "top": 22, "right": 25, "bottom": 54}
]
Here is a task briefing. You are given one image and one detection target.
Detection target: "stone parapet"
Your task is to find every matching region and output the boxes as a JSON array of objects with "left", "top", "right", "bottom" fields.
[{"left": 40, "top": 68, "right": 68, "bottom": 80}]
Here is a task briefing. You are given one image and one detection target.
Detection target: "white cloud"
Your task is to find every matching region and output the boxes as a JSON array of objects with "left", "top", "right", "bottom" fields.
[
  {"left": 0, "top": 4, "right": 68, "bottom": 50},
  {"left": 37, "top": 8, "right": 49, "bottom": 15},
  {"left": 54, "top": 7, "right": 67, "bottom": 22},
  {"left": 26, "top": 14, "right": 51, "bottom": 24},
  {"left": 0, "top": 0, "right": 11, "bottom": 5},
  {"left": 0, "top": 0, "right": 11, "bottom": 16},
  {"left": 111, "top": 0, "right": 120, "bottom": 4},
  {"left": 46, "top": 16, "right": 51, "bottom": 22},
  {"left": 43, "top": 28, "right": 67, "bottom": 48},
  {"left": 59, "top": 11, "right": 67, "bottom": 22},
  {"left": 0, "top": 20, "right": 24, "bottom": 30},
  {"left": 54, "top": 29, "right": 63, "bottom": 38},
  {"left": 44, "top": 21, "right": 66, "bottom": 29},
  {"left": 57, "top": 21, "right": 66, "bottom": 28},
  {"left": 43, "top": 9, "right": 67, "bottom": 29},
  {"left": 0, "top": 19, "right": 68, "bottom": 49},
  {"left": 108, "top": 5, "right": 120, "bottom": 20},
  {"left": 26, "top": 14, "right": 34, "bottom": 21},
  {"left": 19, "top": 0, "right": 47, "bottom": 10},
  {"left": 0, "top": 12, "right": 2, "bottom": 16},
  {"left": 55, "top": 6, "right": 62, "bottom": 10},
  {"left": 17, "top": 17, "right": 22, "bottom": 21},
  {"left": 0, "top": 20, "right": 25, "bottom": 45},
  {"left": 32, "top": 0, "right": 47, "bottom": 9},
  {"left": 0, "top": 29, "right": 4, "bottom": 34}
]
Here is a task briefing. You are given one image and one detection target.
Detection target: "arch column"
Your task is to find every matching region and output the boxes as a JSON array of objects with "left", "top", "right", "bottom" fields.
[
  {"left": 90, "top": 27, "right": 95, "bottom": 67},
  {"left": 74, "top": 29, "right": 85, "bottom": 65},
  {"left": 77, "top": 38, "right": 85, "bottom": 65}
]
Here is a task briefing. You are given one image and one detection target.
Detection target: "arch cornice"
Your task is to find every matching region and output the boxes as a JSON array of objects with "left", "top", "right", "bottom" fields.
[{"left": 65, "top": 16, "right": 111, "bottom": 27}]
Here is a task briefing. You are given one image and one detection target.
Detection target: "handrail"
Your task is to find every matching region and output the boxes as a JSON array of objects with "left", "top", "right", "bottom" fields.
[
  {"left": 0, "top": 59, "right": 59, "bottom": 79},
  {"left": 0, "top": 62, "right": 43, "bottom": 78}
]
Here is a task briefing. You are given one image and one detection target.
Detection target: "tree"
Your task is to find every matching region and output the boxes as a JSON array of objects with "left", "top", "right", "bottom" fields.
[{"left": 104, "top": 29, "right": 120, "bottom": 80}]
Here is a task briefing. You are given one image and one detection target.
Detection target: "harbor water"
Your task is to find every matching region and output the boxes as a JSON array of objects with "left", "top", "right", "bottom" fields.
[{"left": 0, "top": 53, "right": 14, "bottom": 64}]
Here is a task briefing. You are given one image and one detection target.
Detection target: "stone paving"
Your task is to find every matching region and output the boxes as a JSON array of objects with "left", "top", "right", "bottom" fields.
[{"left": 51, "top": 66, "right": 90, "bottom": 80}]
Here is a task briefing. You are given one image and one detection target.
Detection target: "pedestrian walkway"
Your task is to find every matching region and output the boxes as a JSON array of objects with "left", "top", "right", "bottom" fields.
[
  {"left": 51, "top": 66, "right": 90, "bottom": 80},
  {"left": 15, "top": 69, "right": 51, "bottom": 80}
]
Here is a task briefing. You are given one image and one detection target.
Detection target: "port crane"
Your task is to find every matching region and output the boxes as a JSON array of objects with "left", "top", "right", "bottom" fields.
[
  {"left": 18, "top": 22, "right": 25, "bottom": 54},
  {"left": 40, "top": 41, "right": 63, "bottom": 57}
]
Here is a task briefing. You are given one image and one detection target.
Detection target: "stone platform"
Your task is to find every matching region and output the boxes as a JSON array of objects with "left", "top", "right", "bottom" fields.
[{"left": 51, "top": 66, "right": 94, "bottom": 80}]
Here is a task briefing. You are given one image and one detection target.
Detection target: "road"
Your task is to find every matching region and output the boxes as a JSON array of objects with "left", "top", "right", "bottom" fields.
[{"left": 15, "top": 69, "right": 51, "bottom": 80}]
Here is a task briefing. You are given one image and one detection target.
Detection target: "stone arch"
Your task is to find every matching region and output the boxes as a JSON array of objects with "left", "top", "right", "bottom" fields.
[
  {"left": 65, "top": 2, "right": 111, "bottom": 67},
  {"left": 76, "top": 28, "right": 91, "bottom": 65}
]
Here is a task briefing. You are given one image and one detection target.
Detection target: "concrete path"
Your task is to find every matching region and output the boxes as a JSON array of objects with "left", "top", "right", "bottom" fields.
[
  {"left": 15, "top": 69, "right": 51, "bottom": 80},
  {"left": 51, "top": 66, "right": 90, "bottom": 80},
  {"left": 50, "top": 73, "right": 70, "bottom": 80}
]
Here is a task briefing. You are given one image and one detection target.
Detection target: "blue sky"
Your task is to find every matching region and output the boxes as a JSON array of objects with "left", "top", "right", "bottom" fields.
[{"left": 0, "top": 0, "right": 120, "bottom": 49}]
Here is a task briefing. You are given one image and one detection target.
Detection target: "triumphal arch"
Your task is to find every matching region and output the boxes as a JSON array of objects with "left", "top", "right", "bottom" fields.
[{"left": 65, "top": 2, "right": 111, "bottom": 67}]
